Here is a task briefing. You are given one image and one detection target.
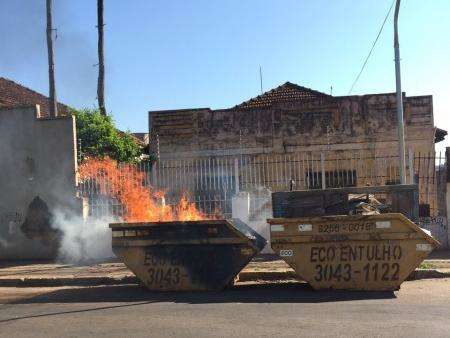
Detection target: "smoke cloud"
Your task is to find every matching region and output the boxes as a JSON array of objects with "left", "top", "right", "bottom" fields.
[
  {"left": 232, "top": 187, "right": 273, "bottom": 253},
  {"left": 52, "top": 209, "right": 115, "bottom": 263}
]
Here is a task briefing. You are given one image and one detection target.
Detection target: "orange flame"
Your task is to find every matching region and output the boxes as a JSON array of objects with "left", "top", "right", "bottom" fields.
[{"left": 78, "top": 157, "right": 210, "bottom": 222}]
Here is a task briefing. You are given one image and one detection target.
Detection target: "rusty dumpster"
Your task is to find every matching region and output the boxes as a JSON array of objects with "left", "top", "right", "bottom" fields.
[
  {"left": 109, "top": 219, "right": 266, "bottom": 291},
  {"left": 268, "top": 213, "right": 440, "bottom": 291}
]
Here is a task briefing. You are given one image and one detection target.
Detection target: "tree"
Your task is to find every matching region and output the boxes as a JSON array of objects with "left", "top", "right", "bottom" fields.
[
  {"left": 46, "top": 0, "right": 58, "bottom": 117},
  {"left": 73, "top": 108, "right": 143, "bottom": 163},
  {"left": 97, "top": 0, "right": 106, "bottom": 115}
]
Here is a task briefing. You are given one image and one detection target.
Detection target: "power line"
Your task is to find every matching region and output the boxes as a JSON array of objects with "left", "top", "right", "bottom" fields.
[{"left": 348, "top": 0, "right": 396, "bottom": 95}]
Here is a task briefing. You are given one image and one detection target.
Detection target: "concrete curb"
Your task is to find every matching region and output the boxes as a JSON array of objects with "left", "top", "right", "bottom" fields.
[
  {"left": 0, "top": 269, "right": 448, "bottom": 288},
  {"left": 406, "top": 269, "right": 450, "bottom": 281},
  {"left": 0, "top": 276, "right": 138, "bottom": 287},
  {"left": 238, "top": 269, "right": 450, "bottom": 283},
  {"left": 236, "top": 270, "right": 299, "bottom": 282}
]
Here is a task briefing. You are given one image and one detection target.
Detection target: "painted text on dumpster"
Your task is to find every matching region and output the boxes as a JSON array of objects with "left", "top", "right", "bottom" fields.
[
  {"left": 309, "top": 244, "right": 402, "bottom": 282},
  {"left": 318, "top": 222, "right": 375, "bottom": 233},
  {"left": 143, "top": 250, "right": 187, "bottom": 287}
]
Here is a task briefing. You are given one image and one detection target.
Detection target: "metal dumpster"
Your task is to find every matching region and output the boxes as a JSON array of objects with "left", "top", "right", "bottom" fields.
[
  {"left": 109, "top": 219, "right": 266, "bottom": 291},
  {"left": 269, "top": 213, "right": 440, "bottom": 291}
]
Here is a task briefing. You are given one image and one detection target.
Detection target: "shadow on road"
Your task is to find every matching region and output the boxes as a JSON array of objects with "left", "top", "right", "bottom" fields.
[
  {"left": 0, "top": 301, "right": 154, "bottom": 324},
  {"left": 0, "top": 282, "right": 396, "bottom": 323},
  {"left": 10, "top": 281, "right": 396, "bottom": 305}
]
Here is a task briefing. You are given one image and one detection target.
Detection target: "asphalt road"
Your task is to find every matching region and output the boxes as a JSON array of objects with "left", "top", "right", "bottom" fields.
[{"left": 0, "top": 279, "right": 449, "bottom": 337}]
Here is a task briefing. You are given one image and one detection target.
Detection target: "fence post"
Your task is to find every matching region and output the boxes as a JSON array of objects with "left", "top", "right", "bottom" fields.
[
  {"left": 152, "top": 162, "right": 157, "bottom": 189},
  {"left": 408, "top": 148, "right": 414, "bottom": 184},
  {"left": 320, "top": 152, "right": 326, "bottom": 189},
  {"left": 446, "top": 147, "right": 450, "bottom": 248},
  {"left": 234, "top": 157, "right": 240, "bottom": 193}
]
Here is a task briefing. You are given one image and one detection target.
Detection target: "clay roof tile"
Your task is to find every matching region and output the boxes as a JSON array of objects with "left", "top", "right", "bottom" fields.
[
  {"left": 234, "top": 81, "right": 331, "bottom": 109},
  {"left": 0, "top": 77, "right": 69, "bottom": 117}
]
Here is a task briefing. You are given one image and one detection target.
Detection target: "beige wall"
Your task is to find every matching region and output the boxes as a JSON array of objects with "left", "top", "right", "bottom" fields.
[
  {"left": 0, "top": 105, "right": 79, "bottom": 259},
  {"left": 149, "top": 93, "right": 436, "bottom": 160}
]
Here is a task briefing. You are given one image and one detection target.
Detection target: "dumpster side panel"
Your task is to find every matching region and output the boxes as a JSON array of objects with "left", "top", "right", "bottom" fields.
[
  {"left": 114, "top": 244, "right": 256, "bottom": 291},
  {"left": 269, "top": 213, "right": 439, "bottom": 291},
  {"left": 272, "top": 239, "right": 431, "bottom": 290},
  {"left": 109, "top": 219, "right": 266, "bottom": 291}
]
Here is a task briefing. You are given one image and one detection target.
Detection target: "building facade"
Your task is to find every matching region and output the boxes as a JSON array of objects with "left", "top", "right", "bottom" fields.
[
  {"left": 149, "top": 82, "right": 445, "bottom": 211},
  {"left": 149, "top": 82, "right": 443, "bottom": 160}
]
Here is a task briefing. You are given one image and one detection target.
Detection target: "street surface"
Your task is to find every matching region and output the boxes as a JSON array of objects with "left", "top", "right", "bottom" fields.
[{"left": 0, "top": 278, "right": 449, "bottom": 337}]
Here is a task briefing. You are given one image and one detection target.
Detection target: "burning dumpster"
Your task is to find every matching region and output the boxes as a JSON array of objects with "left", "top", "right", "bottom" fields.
[
  {"left": 269, "top": 185, "right": 440, "bottom": 291},
  {"left": 109, "top": 219, "right": 266, "bottom": 291}
]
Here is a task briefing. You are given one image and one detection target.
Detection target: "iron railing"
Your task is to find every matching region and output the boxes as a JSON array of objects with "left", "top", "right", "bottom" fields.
[{"left": 78, "top": 149, "right": 447, "bottom": 219}]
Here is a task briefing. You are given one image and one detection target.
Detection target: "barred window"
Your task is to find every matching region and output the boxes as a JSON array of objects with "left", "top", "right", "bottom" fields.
[{"left": 306, "top": 170, "right": 357, "bottom": 189}]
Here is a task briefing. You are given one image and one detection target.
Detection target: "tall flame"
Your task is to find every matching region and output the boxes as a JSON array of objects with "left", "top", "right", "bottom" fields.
[{"left": 78, "top": 157, "right": 209, "bottom": 222}]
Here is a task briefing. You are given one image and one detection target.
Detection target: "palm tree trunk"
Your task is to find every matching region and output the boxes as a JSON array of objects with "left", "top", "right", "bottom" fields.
[
  {"left": 46, "top": 0, "right": 58, "bottom": 117},
  {"left": 97, "top": 0, "right": 106, "bottom": 115}
]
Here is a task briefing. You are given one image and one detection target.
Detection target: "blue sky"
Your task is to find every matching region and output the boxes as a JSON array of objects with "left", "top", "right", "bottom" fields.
[{"left": 1, "top": 0, "right": 449, "bottom": 150}]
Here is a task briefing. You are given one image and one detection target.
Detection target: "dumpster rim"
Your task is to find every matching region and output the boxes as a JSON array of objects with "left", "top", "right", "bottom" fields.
[
  {"left": 109, "top": 219, "right": 228, "bottom": 228},
  {"left": 109, "top": 219, "right": 264, "bottom": 252},
  {"left": 267, "top": 213, "right": 440, "bottom": 247}
]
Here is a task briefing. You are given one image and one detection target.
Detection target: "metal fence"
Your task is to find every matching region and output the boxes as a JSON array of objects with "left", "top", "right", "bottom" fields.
[{"left": 78, "top": 149, "right": 447, "bottom": 220}]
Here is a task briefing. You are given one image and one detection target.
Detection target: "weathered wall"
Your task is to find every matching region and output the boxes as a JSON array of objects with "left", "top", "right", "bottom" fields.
[
  {"left": 0, "top": 105, "right": 78, "bottom": 259},
  {"left": 149, "top": 92, "right": 439, "bottom": 224},
  {"left": 149, "top": 93, "right": 435, "bottom": 159}
]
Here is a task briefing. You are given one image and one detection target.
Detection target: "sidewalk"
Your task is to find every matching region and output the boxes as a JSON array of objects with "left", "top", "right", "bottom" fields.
[
  {"left": 0, "top": 261, "right": 136, "bottom": 287},
  {"left": 1, "top": 253, "right": 449, "bottom": 287}
]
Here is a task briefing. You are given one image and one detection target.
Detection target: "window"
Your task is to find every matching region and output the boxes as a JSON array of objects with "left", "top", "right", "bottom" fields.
[
  {"left": 306, "top": 170, "right": 357, "bottom": 189},
  {"left": 385, "top": 166, "right": 400, "bottom": 185}
]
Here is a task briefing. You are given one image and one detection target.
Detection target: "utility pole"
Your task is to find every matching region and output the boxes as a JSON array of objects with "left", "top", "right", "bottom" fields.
[
  {"left": 46, "top": 0, "right": 58, "bottom": 117},
  {"left": 394, "top": 0, "right": 406, "bottom": 184},
  {"left": 97, "top": 0, "right": 106, "bottom": 115}
]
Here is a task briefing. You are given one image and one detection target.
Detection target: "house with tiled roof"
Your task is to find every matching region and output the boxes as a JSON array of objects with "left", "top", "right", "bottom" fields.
[
  {"left": 149, "top": 81, "right": 445, "bottom": 160},
  {"left": 0, "top": 77, "right": 69, "bottom": 117},
  {"left": 0, "top": 77, "right": 146, "bottom": 148}
]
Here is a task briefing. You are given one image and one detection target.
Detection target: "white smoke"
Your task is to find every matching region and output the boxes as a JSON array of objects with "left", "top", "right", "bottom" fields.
[
  {"left": 232, "top": 187, "right": 273, "bottom": 253},
  {"left": 52, "top": 209, "right": 115, "bottom": 263},
  {"left": 0, "top": 235, "right": 8, "bottom": 249}
]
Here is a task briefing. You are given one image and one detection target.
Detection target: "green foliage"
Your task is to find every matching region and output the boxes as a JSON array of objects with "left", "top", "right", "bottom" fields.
[
  {"left": 418, "top": 262, "right": 434, "bottom": 270},
  {"left": 72, "top": 108, "right": 143, "bottom": 163}
]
